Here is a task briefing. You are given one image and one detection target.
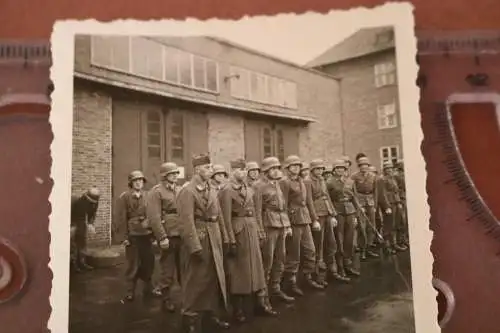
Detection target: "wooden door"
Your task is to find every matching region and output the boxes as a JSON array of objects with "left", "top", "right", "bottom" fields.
[
  {"left": 141, "top": 107, "right": 165, "bottom": 190},
  {"left": 111, "top": 99, "right": 142, "bottom": 244}
]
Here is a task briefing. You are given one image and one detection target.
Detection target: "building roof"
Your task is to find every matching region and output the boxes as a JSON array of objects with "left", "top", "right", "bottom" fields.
[{"left": 306, "top": 26, "right": 396, "bottom": 68}]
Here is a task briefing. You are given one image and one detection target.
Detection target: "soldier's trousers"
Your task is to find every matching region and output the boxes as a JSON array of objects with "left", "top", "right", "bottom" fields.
[
  {"left": 284, "top": 224, "right": 316, "bottom": 280},
  {"left": 334, "top": 214, "right": 356, "bottom": 272},
  {"left": 383, "top": 203, "right": 403, "bottom": 245},
  {"left": 313, "top": 216, "right": 337, "bottom": 277},
  {"left": 358, "top": 205, "right": 376, "bottom": 251},
  {"left": 125, "top": 235, "right": 156, "bottom": 291},
  {"left": 397, "top": 201, "right": 408, "bottom": 244},
  {"left": 261, "top": 227, "right": 286, "bottom": 291},
  {"left": 158, "top": 236, "right": 181, "bottom": 298}
]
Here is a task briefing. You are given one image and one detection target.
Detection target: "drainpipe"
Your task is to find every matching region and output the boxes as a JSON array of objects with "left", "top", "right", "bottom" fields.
[{"left": 332, "top": 76, "right": 346, "bottom": 155}]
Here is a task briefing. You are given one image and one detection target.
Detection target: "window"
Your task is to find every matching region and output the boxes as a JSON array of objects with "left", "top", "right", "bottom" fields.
[
  {"left": 146, "top": 111, "right": 162, "bottom": 158},
  {"left": 276, "top": 129, "right": 285, "bottom": 162},
  {"left": 376, "top": 30, "right": 394, "bottom": 45},
  {"left": 90, "top": 36, "right": 219, "bottom": 93},
  {"left": 374, "top": 61, "right": 397, "bottom": 87},
  {"left": 130, "top": 37, "right": 163, "bottom": 80},
  {"left": 229, "top": 66, "right": 298, "bottom": 109},
  {"left": 263, "top": 127, "right": 273, "bottom": 158},
  {"left": 169, "top": 111, "right": 185, "bottom": 160},
  {"left": 377, "top": 102, "right": 398, "bottom": 129},
  {"left": 90, "top": 35, "right": 131, "bottom": 72},
  {"left": 380, "top": 145, "right": 400, "bottom": 168}
]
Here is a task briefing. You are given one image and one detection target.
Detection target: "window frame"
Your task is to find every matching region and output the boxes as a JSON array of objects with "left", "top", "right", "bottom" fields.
[
  {"left": 374, "top": 61, "right": 397, "bottom": 88},
  {"left": 379, "top": 145, "right": 401, "bottom": 169},
  {"left": 90, "top": 35, "right": 220, "bottom": 94},
  {"left": 377, "top": 101, "right": 398, "bottom": 129}
]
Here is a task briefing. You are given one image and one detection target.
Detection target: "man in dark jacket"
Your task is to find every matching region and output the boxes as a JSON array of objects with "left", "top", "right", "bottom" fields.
[{"left": 70, "top": 186, "right": 100, "bottom": 273}]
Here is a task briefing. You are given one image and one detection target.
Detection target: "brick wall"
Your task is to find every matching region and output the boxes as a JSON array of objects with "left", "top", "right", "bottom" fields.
[
  {"left": 72, "top": 82, "right": 112, "bottom": 247},
  {"left": 315, "top": 50, "right": 403, "bottom": 168},
  {"left": 208, "top": 111, "right": 245, "bottom": 170}
]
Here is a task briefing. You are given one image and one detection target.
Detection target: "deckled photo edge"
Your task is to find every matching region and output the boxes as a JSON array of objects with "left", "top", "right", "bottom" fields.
[{"left": 48, "top": 3, "right": 436, "bottom": 332}]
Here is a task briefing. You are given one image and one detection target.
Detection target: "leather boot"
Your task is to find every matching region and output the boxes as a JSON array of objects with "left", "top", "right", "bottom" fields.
[
  {"left": 360, "top": 249, "right": 367, "bottom": 261},
  {"left": 142, "top": 280, "right": 159, "bottom": 300},
  {"left": 366, "top": 249, "right": 380, "bottom": 258},
  {"left": 77, "top": 253, "right": 93, "bottom": 271},
  {"left": 304, "top": 274, "right": 324, "bottom": 290},
  {"left": 161, "top": 287, "right": 175, "bottom": 312},
  {"left": 270, "top": 287, "right": 295, "bottom": 303},
  {"left": 316, "top": 271, "right": 328, "bottom": 287},
  {"left": 182, "top": 314, "right": 200, "bottom": 333},
  {"left": 284, "top": 275, "right": 304, "bottom": 296},
  {"left": 122, "top": 280, "right": 136, "bottom": 302},
  {"left": 233, "top": 296, "right": 246, "bottom": 323},
  {"left": 205, "top": 315, "right": 230, "bottom": 330},
  {"left": 255, "top": 295, "right": 278, "bottom": 316},
  {"left": 345, "top": 266, "right": 361, "bottom": 277}
]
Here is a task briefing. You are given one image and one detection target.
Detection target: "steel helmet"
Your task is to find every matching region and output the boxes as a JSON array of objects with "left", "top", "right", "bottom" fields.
[
  {"left": 212, "top": 164, "right": 228, "bottom": 177},
  {"left": 357, "top": 157, "right": 370, "bottom": 166},
  {"left": 246, "top": 161, "right": 260, "bottom": 171},
  {"left": 332, "top": 159, "right": 348, "bottom": 169},
  {"left": 261, "top": 157, "right": 281, "bottom": 172},
  {"left": 310, "top": 159, "right": 326, "bottom": 171},
  {"left": 283, "top": 155, "right": 302, "bottom": 169},
  {"left": 382, "top": 161, "right": 394, "bottom": 170},
  {"left": 159, "top": 162, "right": 180, "bottom": 177},
  {"left": 128, "top": 170, "right": 146, "bottom": 183},
  {"left": 301, "top": 162, "right": 310, "bottom": 171}
]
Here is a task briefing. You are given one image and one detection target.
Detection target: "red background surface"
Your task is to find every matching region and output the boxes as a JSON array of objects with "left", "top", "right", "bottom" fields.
[{"left": 0, "top": 1, "right": 499, "bottom": 333}]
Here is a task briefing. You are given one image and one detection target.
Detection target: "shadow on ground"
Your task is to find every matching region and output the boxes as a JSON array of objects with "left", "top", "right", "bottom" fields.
[{"left": 69, "top": 251, "right": 415, "bottom": 333}]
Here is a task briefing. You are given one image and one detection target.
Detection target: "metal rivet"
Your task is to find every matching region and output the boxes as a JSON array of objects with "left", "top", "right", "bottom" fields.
[
  {"left": 432, "top": 277, "right": 456, "bottom": 328},
  {"left": 0, "top": 237, "right": 28, "bottom": 304}
]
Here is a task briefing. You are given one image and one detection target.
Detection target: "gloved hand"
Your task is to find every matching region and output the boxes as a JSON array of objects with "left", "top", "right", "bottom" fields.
[
  {"left": 284, "top": 227, "right": 293, "bottom": 237},
  {"left": 159, "top": 237, "right": 170, "bottom": 250},
  {"left": 330, "top": 217, "right": 338, "bottom": 228},
  {"left": 227, "top": 243, "right": 238, "bottom": 257},
  {"left": 311, "top": 220, "right": 321, "bottom": 231}
]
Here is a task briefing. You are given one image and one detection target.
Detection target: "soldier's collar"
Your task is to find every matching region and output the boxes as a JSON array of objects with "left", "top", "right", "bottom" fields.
[{"left": 231, "top": 180, "right": 244, "bottom": 190}]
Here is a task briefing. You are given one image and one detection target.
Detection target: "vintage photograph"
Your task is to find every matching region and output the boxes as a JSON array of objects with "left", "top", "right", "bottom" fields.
[{"left": 50, "top": 5, "right": 429, "bottom": 333}]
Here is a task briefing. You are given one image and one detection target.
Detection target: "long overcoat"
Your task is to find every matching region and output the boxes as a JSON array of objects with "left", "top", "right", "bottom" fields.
[
  {"left": 177, "top": 174, "right": 229, "bottom": 313},
  {"left": 219, "top": 179, "right": 266, "bottom": 295}
]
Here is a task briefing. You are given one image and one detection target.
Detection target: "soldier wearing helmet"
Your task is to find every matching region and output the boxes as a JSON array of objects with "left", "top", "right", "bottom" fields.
[
  {"left": 114, "top": 171, "right": 161, "bottom": 302},
  {"left": 279, "top": 155, "right": 324, "bottom": 295},
  {"left": 218, "top": 158, "right": 277, "bottom": 320},
  {"left": 145, "top": 162, "right": 182, "bottom": 311},
  {"left": 326, "top": 159, "right": 362, "bottom": 278},
  {"left": 246, "top": 161, "right": 261, "bottom": 187},
  {"left": 394, "top": 160, "right": 408, "bottom": 247},
  {"left": 253, "top": 156, "right": 295, "bottom": 305},
  {"left": 176, "top": 154, "right": 230, "bottom": 331},
  {"left": 211, "top": 164, "right": 228, "bottom": 191},
  {"left": 350, "top": 156, "right": 382, "bottom": 260},
  {"left": 380, "top": 161, "right": 407, "bottom": 254},
  {"left": 299, "top": 162, "right": 310, "bottom": 179},
  {"left": 70, "top": 186, "right": 100, "bottom": 273},
  {"left": 306, "top": 159, "right": 343, "bottom": 286},
  {"left": 322, "top": 166, "right": 333, "bottom": 181},
  {"left": 341, "top": 155, "right": 352, "bottom": 178}
]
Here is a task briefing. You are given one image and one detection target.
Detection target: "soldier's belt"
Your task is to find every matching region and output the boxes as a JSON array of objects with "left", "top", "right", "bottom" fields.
[
  {"left": 313, "top": 195, "right": 328, "bottom": 201},
  {"left": 264, "top": 207, "right": 285, "bottom": 213},
  {"left": 357, "top": 192, "right": 374, "bottom": 196},
  {"left": 194, "top": 215, "right": 218, "bottom": 223},
  {"left": 337, "top": 198, "right": 350, "bottom": 203},
  {"left": 163, "top": 209, "right": 177, "bottom": 214},
  {"left": 231, "top": 210, "right": 254, "bottom": 218}
]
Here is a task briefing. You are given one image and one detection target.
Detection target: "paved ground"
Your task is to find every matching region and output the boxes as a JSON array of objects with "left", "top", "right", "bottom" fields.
[{"left": 69, "top": 250, "right": 415, "bottom": 333}]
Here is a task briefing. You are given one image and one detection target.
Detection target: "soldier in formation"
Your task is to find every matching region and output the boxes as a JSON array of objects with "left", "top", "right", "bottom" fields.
[{"left": 105, "top": 152, "right": 407, "bottom": 333}]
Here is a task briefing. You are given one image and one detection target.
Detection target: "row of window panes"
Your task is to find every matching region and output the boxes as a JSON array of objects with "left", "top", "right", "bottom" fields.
[
  {"left": 230, "top": 66, "right": 298, "bottom": 109},
  {"left": 377, "top": 103, "right": 398, "bottom": 129},
  {"left": 374, "top": 62, "right": 397, "bottom": 87},
  {"left": 146, "top": 110, "right": 185, "bottom": 159},
  {"left": 91, "top": 36, "right": 218, "bottom": 93}
]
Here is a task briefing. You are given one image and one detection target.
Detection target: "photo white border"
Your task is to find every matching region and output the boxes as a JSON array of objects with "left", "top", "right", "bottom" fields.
[{"left": 49, "top": 3, "right": 437, "bottom": 332}]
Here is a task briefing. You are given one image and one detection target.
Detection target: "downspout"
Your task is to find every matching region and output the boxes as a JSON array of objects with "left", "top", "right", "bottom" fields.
[{"left": 332, "top": 76, "right": 346, "bottom": 155}]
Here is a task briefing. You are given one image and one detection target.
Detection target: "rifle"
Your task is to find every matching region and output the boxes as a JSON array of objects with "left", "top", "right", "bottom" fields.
[{"left": 358, "top": 208, "right": 384, "bottom": 242}]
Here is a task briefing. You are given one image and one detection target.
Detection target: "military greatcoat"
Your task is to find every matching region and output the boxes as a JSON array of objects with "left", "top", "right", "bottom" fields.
[
  {"left": 219, "top": 179, "right": 267, "bottom": 295},
  {"left": 177, "top": 174, "right": 229, "bottom": 313}
]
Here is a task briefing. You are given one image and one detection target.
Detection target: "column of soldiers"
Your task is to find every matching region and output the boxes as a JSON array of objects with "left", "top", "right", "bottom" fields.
[{"left": 96, "top": 152, "right": 408, "bottom": 333}]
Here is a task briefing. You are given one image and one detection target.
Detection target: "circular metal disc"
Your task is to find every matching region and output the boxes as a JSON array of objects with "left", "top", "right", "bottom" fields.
[{"left": 0, "top": 238, "right": 28, "bottom": 304}]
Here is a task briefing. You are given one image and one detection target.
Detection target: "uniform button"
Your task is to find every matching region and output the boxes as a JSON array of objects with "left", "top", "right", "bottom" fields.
[{"left": 0, "top": 238, "right": 28, "bottom": 304}]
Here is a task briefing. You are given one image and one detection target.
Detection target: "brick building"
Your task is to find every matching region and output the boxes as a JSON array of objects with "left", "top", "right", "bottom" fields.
[
  {"left": 306, "top": 26, "right": 403, "bottom": 169},
  {"left": 73, "top": 35, "right": 343, "bottom": 246}
]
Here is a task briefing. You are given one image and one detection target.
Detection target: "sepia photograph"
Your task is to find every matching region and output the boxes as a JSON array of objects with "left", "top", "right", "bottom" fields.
[{"left": 49, "top": 4, "right": 433, "bottom": 333}]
